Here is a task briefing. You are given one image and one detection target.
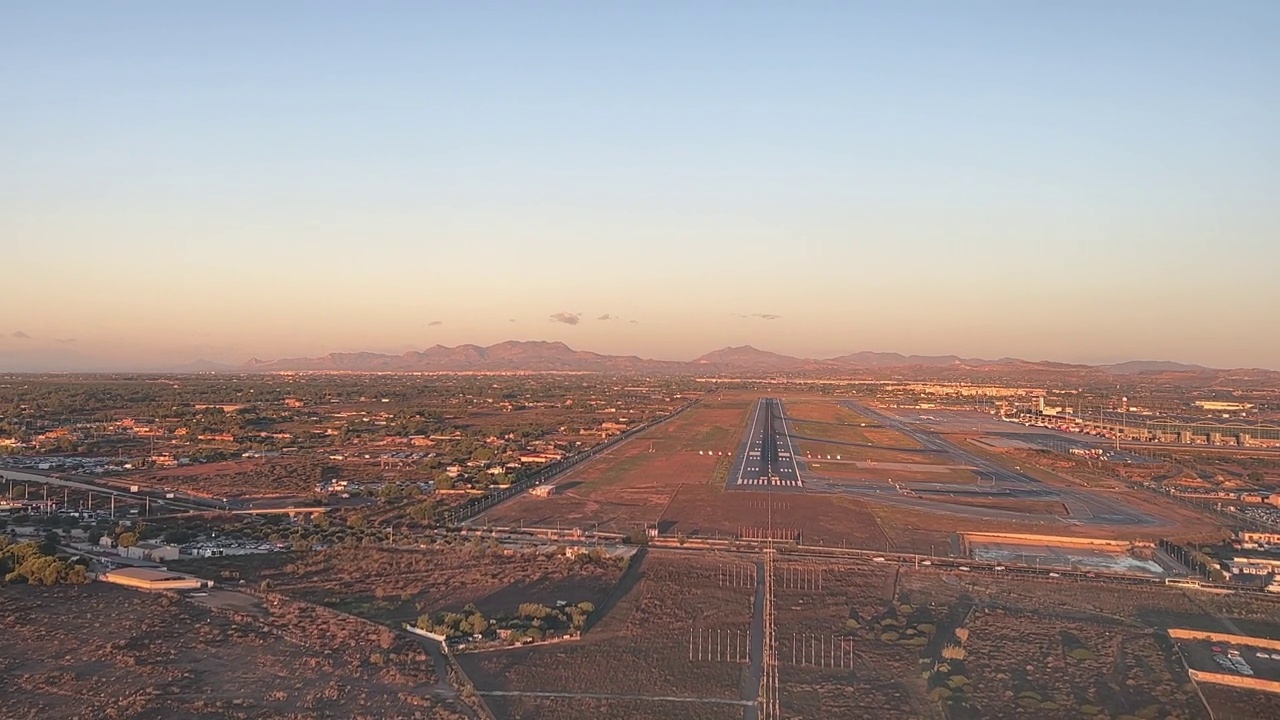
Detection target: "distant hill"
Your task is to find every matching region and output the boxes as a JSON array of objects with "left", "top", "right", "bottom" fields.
[
  {"left": 239, "top": 341, "right": 681, "bottom": 373},
  {"left": 692, "top": 345, "right": 816, "bottom": 371},
  {"left": 829, "top": 351, "right": 973, "bottom": 368},
  {"left": 213, "top": 341, "right": 1278, "bottom": 387},
  {"left": 1099, "top": 360, "right": 1211, "bottom": 375}
]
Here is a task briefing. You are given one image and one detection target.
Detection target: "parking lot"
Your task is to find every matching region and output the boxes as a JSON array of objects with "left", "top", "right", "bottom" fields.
[{"left": 1180, "top": 639, "right": 1280, "bottom": 682}]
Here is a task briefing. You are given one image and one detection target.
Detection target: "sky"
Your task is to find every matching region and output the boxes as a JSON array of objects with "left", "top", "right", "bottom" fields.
[{"left": 3, "top": 2, "right": 1278, "bottom": 371}]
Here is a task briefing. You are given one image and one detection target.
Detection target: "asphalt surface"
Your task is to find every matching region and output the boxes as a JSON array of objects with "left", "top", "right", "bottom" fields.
[
  {"left": 729, "top": 398, "right": 803, "bottom": 489},
  {"left": 795, "top": 403, "right": 1156, "bottom": 527},
  {"left": 1180, "top": 639, "right": 1280, "bottom": 682}
]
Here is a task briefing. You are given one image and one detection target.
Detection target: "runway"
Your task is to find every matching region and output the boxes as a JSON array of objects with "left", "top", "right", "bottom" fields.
[
  {"left": 810, "top": 402, "right": 1155, "bottom": 527},
  {"left": 729, "top": 398, "right": 803, "bottom": 489}
]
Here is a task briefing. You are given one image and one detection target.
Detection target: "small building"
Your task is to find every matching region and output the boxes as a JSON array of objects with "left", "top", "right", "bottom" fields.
[
  {"left": 1194, "top": 401, "right": 1254, "bottom": 412},
  {"left": 122, "top": 542, "right": 181, "bottom": 562},
  {"left": 98, "top": 567, "right": 209, "bottom": 592},
  {"left": 1226, "top": 561, "right": 1275, "bottom": 576},
  {"left": 1230, "top": 555, "right": 1280, "bottom": 570},
  {"left": 530, "top": 485, "right": 556, "bottom": 498},
  {"left": 1240, "top": 532, "right": 1280, "bottom": 546}
]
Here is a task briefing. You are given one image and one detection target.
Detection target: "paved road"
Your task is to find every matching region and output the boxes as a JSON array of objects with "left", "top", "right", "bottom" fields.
[
  {"left": 728, "top": 398, "right": 803, "bottom": 489},
  {"left": 802, "top": 402, "right": 1156, "bottom": 527},
  {"left": 742, "top": 560, "right": 765, "bottom": 720},
  {"left": 0, "top": 467, "right": 213, "bottom": 514},
  {"left": 477, "top": 690, "right": 751, "bottom": 706}
]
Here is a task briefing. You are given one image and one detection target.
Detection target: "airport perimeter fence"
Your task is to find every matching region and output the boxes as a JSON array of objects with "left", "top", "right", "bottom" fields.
[{"left": 439, "top": 399, "right": 700, "bottom": 526}]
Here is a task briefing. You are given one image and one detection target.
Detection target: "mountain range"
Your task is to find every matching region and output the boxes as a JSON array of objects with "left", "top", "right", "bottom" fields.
[{"left": 174, "top": 341, "right": 1275, "bottom": 383}]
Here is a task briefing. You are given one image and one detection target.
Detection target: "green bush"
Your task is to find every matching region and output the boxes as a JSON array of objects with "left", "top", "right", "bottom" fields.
[{"left": 947, "top": 675, "right": 970, "bottom": 689}]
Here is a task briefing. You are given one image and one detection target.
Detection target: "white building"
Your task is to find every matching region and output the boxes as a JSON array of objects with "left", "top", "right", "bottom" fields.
[{"left": 121, "top": 542, "right": 180, "bottom": 562}]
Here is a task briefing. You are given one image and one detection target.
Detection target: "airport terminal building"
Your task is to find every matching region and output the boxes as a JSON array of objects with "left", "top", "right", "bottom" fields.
[{"left": 1081, "top": 411, "right": 1280, "bottom": 445}]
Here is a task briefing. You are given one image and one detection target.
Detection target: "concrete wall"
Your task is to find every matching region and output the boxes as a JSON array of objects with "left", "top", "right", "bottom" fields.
[
  {"left": 1169, "top": 628, "right": 1280, "bottom": 652},
  {"left": 1188, "top": 668, "right": 1280, "bottom": 694},
  {"left": 404, "top": 625, "right": 448, "bottom": 643},
  {"left": 962, "top": 532, "right": 1136, "bottom": 549}
]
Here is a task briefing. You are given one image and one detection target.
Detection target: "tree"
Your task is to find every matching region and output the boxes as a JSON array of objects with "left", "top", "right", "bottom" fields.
[
  {"left": 409, "top": 500, "right": 437, "bottom": 523},
  {"left": 1, "top": 541, "right": 89, "bottom": 586},
  {"left": 41, "top": 531, "right": 61, "bottom": 556},
  {"left": 117, "top": 532, "right": 139, "bottom": 548},
  {"left": 1247, "top": 470, "right": 1266, "bottom": 484},
  {"left": 435, "top": 474, "right": 455, "bottom": 491},
  {"left": 163, "top": 529, "right": 197, "bottom": 545}
]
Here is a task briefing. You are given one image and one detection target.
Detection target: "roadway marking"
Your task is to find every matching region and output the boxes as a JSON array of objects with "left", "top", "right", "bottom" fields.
[
  {"left": 776, "top": 398, "right": 804, "bottom": 485},
  {"left": 736, "top": 399, "right": 766, "bottom": 486}
]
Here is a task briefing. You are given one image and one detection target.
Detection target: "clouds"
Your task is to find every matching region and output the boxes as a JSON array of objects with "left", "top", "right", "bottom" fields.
[
  {"left": 597, "top": 314, "right": 613, "bottom": 321},
  {"left": 549, "top": 312, "right": 582, "bottom": 325},
  {"left": 733, "top": 313, "right": 782, "bottom": 321},
  {"left": 427, "top": 320, "right": 443, "bottom": 326},
  {"left": 11, "top": 331, "right": 31, "bottom": 339}
]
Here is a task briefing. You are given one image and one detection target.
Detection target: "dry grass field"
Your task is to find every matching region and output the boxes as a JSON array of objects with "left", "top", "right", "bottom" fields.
[
  {"left": 456, "top": 551, "right": 753, "bottom": 718},
  {"left": 783, "top": 397, "right": 926, "bottom": 455},
  {"left": 961, "top": 608, "right": 1201, "bottom": 720},
  {"left": 125, "top": 458, "right": 326, "bottom": 499},
  {"left": 483, "top": 696, "right": 744, "bottom": 720},
  {"left": 892, "top": 569, "right": 1280, "bottom": 720},
  {"left": 477, "top": 393, "right": 757, "bottom": 532},
  {"left": 0, "top": 584, "right": 467, "bottom": 720},
  {"left": 175, "top": 544, "right": 628, "bottom": 626},
  {"left": 1199, "top": 683, "right": 1280, "bottom": 719},
  {"left": 770, "top": 562, "right": 943, "bottom": 719},
  {"left": 658, "top": 484, "right": 892, "bottom": 548}
]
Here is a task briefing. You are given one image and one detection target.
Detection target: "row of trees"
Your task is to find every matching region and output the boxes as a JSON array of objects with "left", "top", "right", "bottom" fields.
[
  {"left": 0, "top": 536, "right": 90, "bottom": 585},
  {"left": 416, "top": 601, "right": 597, "bottom": 643}
]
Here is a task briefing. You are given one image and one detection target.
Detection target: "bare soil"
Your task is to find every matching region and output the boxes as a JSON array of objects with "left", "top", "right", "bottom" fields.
[
  {"left": 0, "top": 584, "right": 467, "bottom": 720},
  {"left": 457, "top": 551, "right": 752, "bottom": 709}
]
